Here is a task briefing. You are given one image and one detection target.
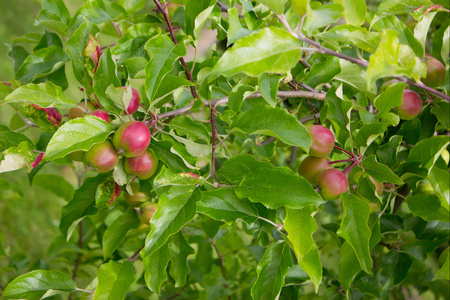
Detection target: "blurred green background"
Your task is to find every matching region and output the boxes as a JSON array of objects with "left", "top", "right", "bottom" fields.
[{"left": 0, "top": 0, "right": 84, "bottom": 286}]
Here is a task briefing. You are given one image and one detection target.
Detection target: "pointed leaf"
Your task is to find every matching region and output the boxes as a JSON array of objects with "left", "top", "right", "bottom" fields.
[
  {"left": 45, "top": 115, "right": 114, "bottom": 161},
  {"left": 285, "top": 207, "right": 322, "bottom": 292},
  {"left": 337, "top": 193, "right": 372, "bottom": 273},
  {"left": 251, "top": 241, "right": 293, "bottom": 300},
  {"left": 144, "top": 241, "right": 171, "bottom": 294},
  {"left": 2, "top": 270, "right": 76, "bottom": 300},
  {"left": 170, "top": 232, "right": 195, "bottom": 287},
  {"left": 93, "top": 261, "right": 135, "bottom": 300}
]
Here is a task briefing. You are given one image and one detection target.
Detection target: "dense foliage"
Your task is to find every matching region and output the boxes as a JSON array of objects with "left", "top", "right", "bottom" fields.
[{"left": 0, "top": 0, "right": 449, "bottom": 299}]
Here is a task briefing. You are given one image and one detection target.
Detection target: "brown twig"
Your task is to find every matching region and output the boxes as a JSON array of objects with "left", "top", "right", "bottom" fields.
[
  {"left": 128, "top": 244, "right": 145, "bottom": 262},
  {"left": 110, "top": 20, "right": 123, "bottom": 38},
  {"left": 153, "top": 0, "right": 199, "bottom": 99},
  {"left": 211, "top": 239, "right": 231, "bottom": 300},
  {"left": 157, "top": 91, "right": 325, "bottom": 120},
  {"left": 210, "top": 105, "right": 218, "bottom": 186}
]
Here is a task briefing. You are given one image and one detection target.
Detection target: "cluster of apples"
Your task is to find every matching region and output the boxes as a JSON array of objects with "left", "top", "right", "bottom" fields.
[
  {"left": 298, "top": 125, "right": 349, "bottom": 200},
  {"left": 69, "top": 88, "right": 159, "bottom": 181}
]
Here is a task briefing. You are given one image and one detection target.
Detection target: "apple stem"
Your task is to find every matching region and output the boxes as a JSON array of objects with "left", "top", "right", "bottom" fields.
[
  {"left": 343, "top": 161, "right": 358, "bottom": 175},
  {"left": 334, "top": 145, "right": 357, "bottom": 158},
  {"left": 330, "top": 158, "right": 356, "bottom": 164}
]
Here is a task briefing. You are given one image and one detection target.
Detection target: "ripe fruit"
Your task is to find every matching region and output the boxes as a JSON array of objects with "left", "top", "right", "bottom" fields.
[
  {"left": 122, "top": 87, "right": 141, "bottom": 115},
  {"left": 113, "top": 121, "right": 151, "bottom": 157},
  {"left": 69, "top": 101, "right": 96, "bottom": 120},
  {"left": 308, "top": 125, "right": 335, "bottom": 157},
  {"left": 298, "top": 156, "right": 331, "bottom": 183},
  {"left": 124, "top": 183, "right": 150, "bottom": 206},
  {"left": 89, "top": 109, "right": 110, "bottom": 123},
  {"left": 84, "top": 140, "right": 119, "bottom": 173},
  {"left": 422, "top": 54, "right": 446, "bottom": 87},
  {"left": 369, "top": 176, "right": 384, "bottom": 196},
  {"left": 397, "top": 90, "right": 422, "bottom": 120},
  {"left": 124, "top": 149, "right": 159, "bottom": 180},
  {"left": 139, "top": 203, "right": 158, "bottom": 225},
  {"left": 317, "top": 169, "right": 349, "bottom": 200}
]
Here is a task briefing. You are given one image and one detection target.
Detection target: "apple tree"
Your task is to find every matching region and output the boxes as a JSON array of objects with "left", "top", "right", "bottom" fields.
[{"left": 0, "top": 0, "right": 449, "bottom": 299}]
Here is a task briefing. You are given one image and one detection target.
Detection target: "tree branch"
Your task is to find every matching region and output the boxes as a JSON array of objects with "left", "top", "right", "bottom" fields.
[
  {"left": 153, "top": 0, "right": 199, "bottom": 99},
  {"left": 128, "top": 244, "right": 145, "bottom": 262},
  {"left": 210, "top": 105, "right": 219, "bottom": 186},
  {"left": 157, "top": 91, "right": 325, "bottom": 120}
]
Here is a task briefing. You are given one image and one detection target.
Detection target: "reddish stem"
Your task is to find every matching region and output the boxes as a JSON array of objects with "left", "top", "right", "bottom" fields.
[
  {"left": 329, "top": 158, "right": 356, "bottom": 164},
  {"left": 334, "top": 145, "right": 356, "bottom": 158}
]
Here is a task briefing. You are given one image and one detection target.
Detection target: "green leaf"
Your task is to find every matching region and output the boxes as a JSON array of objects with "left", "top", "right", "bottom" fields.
[
  {"left": 45, "top": 115, "right": 114, "bottom": 161},
  {"left": 0, "top": 141, "right": 37, "bottom": 173},
  {"left": 431, "top": 102, "right": 450, "bottom": 130},
  {"left": 143, "top": 186, "right": 202, "bottom": 257},
  {"left": 334, "top": 0, "right": 367, "bottom": 26},
  {"left": 227, "top": 7, "right": 253, "bottom": 46},
  {"left": 303, "top": 56, "right": 341, "bottom": 88},
  {"left": 2, "top": 270, "right": 76, "bottom": 300},
  {"left": 363, "top": 155, "right": 403, "bottom": 185},
  {"left": 68, "top": 0, "right": 128, "bottom": 31},
  {"left": 149, "top": 139, "right": 192, "bottom": 173},
  {"left": 34, "top": 0, "right": 70, "bottom": 34},
  {"left": 65, "top": 21, "right": 100, "bottom": 92},
  {"left": 335, "top": 60, "right": 377, "bottom": 95},
  {"left": 112, "top": 23, "right": 156, "bottom": 65},
  {"left": 231, "top": 105, "right": 312, "bottom": 151},
  {"left": 153, "top": 75, "right": 193, "bottom": 107},
  {"left": 93, "top": 261, "right": 135, "bottom": 300},
  {"left": 322, "top": 84, "right": 353, "bottom": 143},
  {"left": 366, "top": 30, "right": 426, "bottom": 88},
  {"left": 228, "top": 83, "right": 255, "bottom": 113},
  {"left": 15, "top": 46, "right": 69, "bottom": 82},
  {"left": 0, "top": 229, "right": 5, "bottom": 257},
  {"left": 197, "top": 188, "right": 258, "bottom": 224},
  {"left": 153, "top": 166, "right": 201, "bottom": 191},
  {"left": 169, "top": 115, "right": 210, "bottom": 143},
  {"left": 60, "top": 174, "right": 108, "bottom": 239},
  {"left": 441, "top": 26, "right": 449, "bottom": 64},
  {"left": 372, "top": 15, "right": 424, "bottom": 57},
  {"left": 355, "top": 123, "right": 388, "bottom": 152},
  {"left": 103, "top": 209, "right": 141, "bottom": 259},
  {"left": 407, "top": 135, "right": 450, "bottom": 172},
  {"left": 337, "top": 193, "right": 373, "bottom": 273},
  {"left": 374, "top": 82, "right": 407, "bottom": 117},
  {"left": 305, "top": 2, "right": 344, "bottom": 34},
  {"left": 414, "top": 10, "right": 441, "bottom": 51},
  {"left": 210, "top": 27, "right": 302, "bottom": 79},
  {"left": 144, "top": 241, "right": 171, "bottom": 294},
  {"left": 407, "top": 194, "right": 449, "bottom": 222},
  {"left": 376, "top": 0, "right": 433, "bottom": 17},
  {"left": 4, "top": 82, "right": 77, "bottom": 109},
  {"left": 258, "top": 73, "right": 282, "bottom": 107},
  {"left": 184, "top": 0, "right": 216, "bottom": 38},
  {"left": 338, "top": 241, "right": 362, "bottom": 292},
  {"left": 379, "top": 250, "right": 413, "bottom": 290},
  {"left": 285, "top": 207, "right": 322, "bottom": 292},
  {"left": 218, "top": 157, "right": 322, "bottom": 210},
  {"left": 319, "top": 25, "right": 380, "bottom": 53},
  {"left": 251, "top": 240, "right": 293, "bottom": 300},
  {"left": 255, "top": 0, "right": 287, "bottom": 14},
  {"left": 433, "top": 250, "right": 450, "bottom": 281},
  {"left": 169, "top": 232, "right": 195, "bottom": 287},
  {"left": 144, "top": 33, "right": 187, "bottom": 105},
  {"left": 33, "top": 174, "right": 74, "bottom": 201},
  {"left": 0, "top": 130, "right": 34, "bottom": 152},
  {"left": 93, "top": 48, "right": 121, "bottom": 111},
  {"left": 429, "top": 166, "right": 450, "bottom": 205}
]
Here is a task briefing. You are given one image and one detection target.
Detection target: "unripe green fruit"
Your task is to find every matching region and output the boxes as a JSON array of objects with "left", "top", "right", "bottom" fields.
[
  {"left": 69, "top": 101, "right": 96, "bottom": 120},
  {"left": 124, "top": 183, "right": 150, "bottom": 206},
  {"left": 89, "top": 109, "right": 110, "bottom": 123},
  {"left": 317, "top": 169, "right": 349, "bottom": 200},
  {"left": 379, "top": 79, "right": 402, "bottom": 93},
  {"left": 416, "top": 179, "right": 434, "bottom": 195},
  {"left": 84, "top": 140, "right": 119, "bottom": 173},
  {"left": 122, "top": 87, "right": 140, "bottom": 115},
  {"left": 124, "top": 149, "right": 159, "bottom": 180},
  {"left": 139, "top": 203, "right": 158, "bottom": 225},
  {"left": 113, "top": 121, "right": 151, "bottom": 157},
  {"left": 298, "top": 156, "right": 331, "bottom": 183},
  {"left": 69, "top": 150, "right": 85, "bottom": 162},
  {"left": 308, "top": 125, "right": 335, "bottom": 157},
  {"left": 422, "top": 54, "right": 446, "bottom": 87},
  {"left": 397, "top": 90, "right": 422, "bottom": 120},
  {"left": 369, "top": 202, "right": 378, "bottom": 214},
  {"left": 369, "top": 176, "right": 384, "bottom": 196}
]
